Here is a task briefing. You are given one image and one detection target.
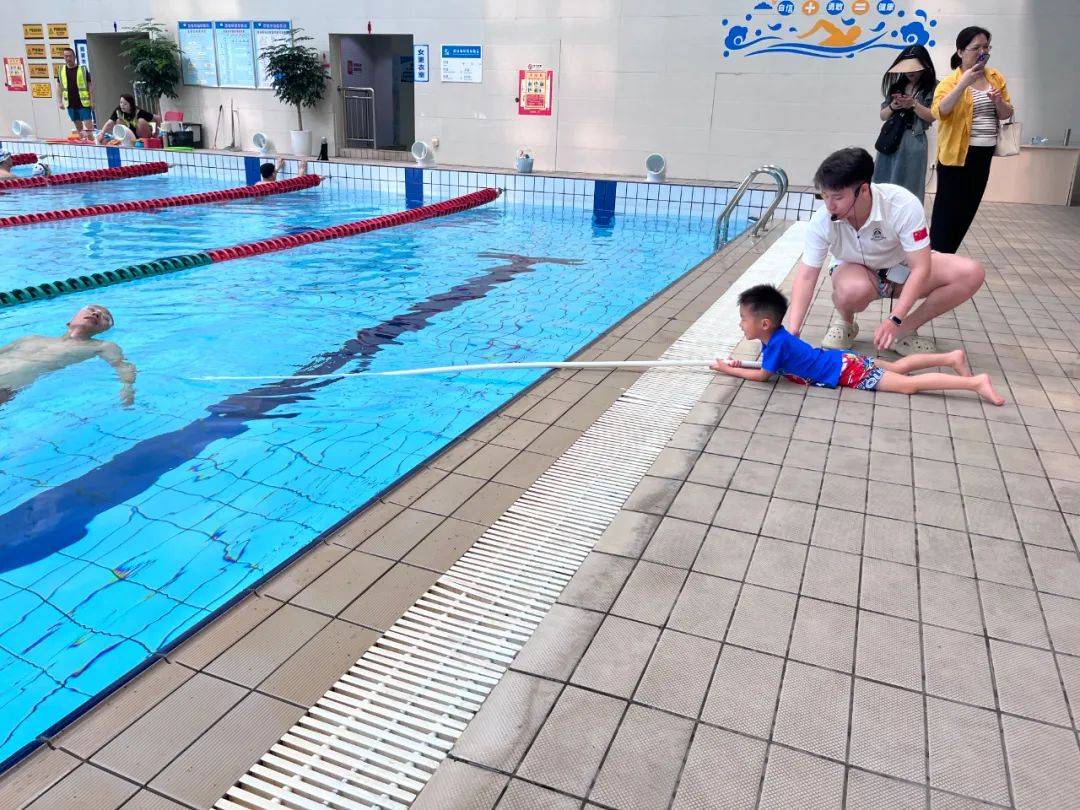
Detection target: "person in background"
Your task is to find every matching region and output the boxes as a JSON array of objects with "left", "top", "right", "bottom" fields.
[
  {"left": 0, "top": 151, "right": 15, "bottom": 180},
  {"left": 95, "top": 94, "right": 156, "bottom": 143},
  {"left": 0, "top": 151, "right": 50, "bottom": 180},
  {"left": 56, "top": 47, "right": 94, "bottom": 141},
  {"left": 873, "top": 45, "right": 938, "bottom": 201},
  {"left": 256, "top": 158, "right": 309, "bottom": 184},
  {"left": 930, "top": 26, "right": 1014, "bottom": 253},
  {"left": 0, "top": 305, "right": 136, "bottom": 407}
]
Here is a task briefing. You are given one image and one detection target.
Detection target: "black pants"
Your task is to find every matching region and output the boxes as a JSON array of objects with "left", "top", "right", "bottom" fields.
[{"left": 930, "top": 145, "right": 995, "bottom": 254}]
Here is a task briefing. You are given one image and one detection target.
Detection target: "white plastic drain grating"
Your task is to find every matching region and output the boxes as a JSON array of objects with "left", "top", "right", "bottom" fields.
[{"left": 215, "top": 224, "right": 808, "bottom": 810}]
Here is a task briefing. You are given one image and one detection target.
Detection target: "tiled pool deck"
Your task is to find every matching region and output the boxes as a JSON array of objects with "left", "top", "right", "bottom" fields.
[{"left": 4, "top": 200, "right": 1080, "bottom": 808}]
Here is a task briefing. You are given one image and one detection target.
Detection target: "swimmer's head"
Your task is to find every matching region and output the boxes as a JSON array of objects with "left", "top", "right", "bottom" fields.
[
  {"left": 0, "top": 151, "right": 12, "bottom": 169},
  {"left": 259, "top": 162, "right": 277, "bottom": 181},
  {"left": 67, "top": 304, "right": 115, "bottom": 336}
]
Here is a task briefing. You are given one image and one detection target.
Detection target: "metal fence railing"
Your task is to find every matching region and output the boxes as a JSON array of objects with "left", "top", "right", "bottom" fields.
[{"left": 340, "top": 86, "right": 376, "bottom": 149}]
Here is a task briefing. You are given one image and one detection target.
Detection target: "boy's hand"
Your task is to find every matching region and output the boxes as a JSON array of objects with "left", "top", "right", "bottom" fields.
[{"left": 710, "top": 357, "right": 739, "bottom": 373}]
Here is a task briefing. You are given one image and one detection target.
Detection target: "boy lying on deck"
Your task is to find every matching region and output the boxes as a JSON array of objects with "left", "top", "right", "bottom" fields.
[{"left": 711, "top": 284, "right": 1004, "bottom": 406}]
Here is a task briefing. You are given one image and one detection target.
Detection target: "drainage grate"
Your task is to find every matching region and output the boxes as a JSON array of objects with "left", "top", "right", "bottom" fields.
[{"left": 215, "top": 224, "right": 808, "bottom": 810}]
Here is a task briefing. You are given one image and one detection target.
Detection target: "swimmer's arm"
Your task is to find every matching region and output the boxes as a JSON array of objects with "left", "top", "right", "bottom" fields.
[
  {"left": 297, "top": 159, "right": 308, "bottom": 176},
  {"left": 0, "top": 337, "right": 31, "bottom": 356},
  {"left": 99, "top": 342, "right": 136, "bottom": 404}
]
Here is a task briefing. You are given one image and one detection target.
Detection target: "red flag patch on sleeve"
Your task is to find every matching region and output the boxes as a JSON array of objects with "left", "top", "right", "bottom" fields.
[{"left": 913, "top": 226, "right": 928, "bottom": 241}]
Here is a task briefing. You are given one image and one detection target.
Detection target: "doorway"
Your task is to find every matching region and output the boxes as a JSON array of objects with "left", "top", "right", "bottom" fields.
[
  {"left": 85, "top": 32, "right": 149, "bottom": 122},
  {"left": 330, "top": 34, "right": 415, "bottom": 154}
]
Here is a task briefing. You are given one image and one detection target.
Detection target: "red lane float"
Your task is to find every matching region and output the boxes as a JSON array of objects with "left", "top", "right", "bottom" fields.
[
  {"left": 0, "top": 161, "right": 168, "bottom": 191},
  {"left": 0, "top": 174, "right": 321, "bottom": 228},
  {"left": 206, "top": 188, "right": 502, "bottom": 263},
  {"left": 11, "top": 153, "right": 38, "bottom": 166}
]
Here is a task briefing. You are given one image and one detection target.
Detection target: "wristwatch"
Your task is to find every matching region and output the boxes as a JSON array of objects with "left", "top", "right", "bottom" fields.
[{"left": 889, "top": 314, "right": 903, "bottom": 326}]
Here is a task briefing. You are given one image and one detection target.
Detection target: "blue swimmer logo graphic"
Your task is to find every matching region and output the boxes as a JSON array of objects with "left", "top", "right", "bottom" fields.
[{"left": 722, "top": 0, "right": 936, "bottom": 59}]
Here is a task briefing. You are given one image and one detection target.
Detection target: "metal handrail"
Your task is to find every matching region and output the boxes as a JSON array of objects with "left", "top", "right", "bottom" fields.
[{"left": 714, "top": 164, "right": 789, "bottom": 249}]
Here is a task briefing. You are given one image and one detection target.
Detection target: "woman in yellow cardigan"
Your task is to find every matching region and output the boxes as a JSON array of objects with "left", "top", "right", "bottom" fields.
[{"left": 930, "top": 26, "right": 1014, "bottom": 254}]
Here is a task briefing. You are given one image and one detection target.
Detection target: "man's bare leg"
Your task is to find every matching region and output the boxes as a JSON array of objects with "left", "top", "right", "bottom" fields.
[
  {"left": 830, "top": 262, "right": 879, "bottom": 325},
  {"left": 875, "top": 348, "right": 971, "bottom": 376},
  {"left": 892, "top": 252, "right": 985, "bottom": 339}
]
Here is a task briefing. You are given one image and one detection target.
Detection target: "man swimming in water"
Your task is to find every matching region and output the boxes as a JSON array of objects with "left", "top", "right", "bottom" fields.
[
  {"left": 0, "top": 304, "right": 136, "bottom": 407},
  {"left": 0, "top": 151, "right": 16, "bottom": 179},
  {"left": 256, "top": 157, "right": 309, "bottom": 184}
]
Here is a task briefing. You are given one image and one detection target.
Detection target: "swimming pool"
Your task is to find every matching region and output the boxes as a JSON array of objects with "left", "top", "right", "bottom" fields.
[{"left": 0, "top": 160, "right": 747, "bottom": 766}]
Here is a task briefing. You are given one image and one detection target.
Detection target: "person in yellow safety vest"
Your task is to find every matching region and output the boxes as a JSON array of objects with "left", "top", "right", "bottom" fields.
[{"left": 56, "top": 47, "right": 94, "bottom": 141}]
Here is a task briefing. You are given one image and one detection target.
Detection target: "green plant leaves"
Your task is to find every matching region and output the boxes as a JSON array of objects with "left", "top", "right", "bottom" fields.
[
  {"left": 259, "top": 30, "right": 330, "bottom": 130},
  {"left": 120, "top": 20, "right": 182, "bottom": 111}
]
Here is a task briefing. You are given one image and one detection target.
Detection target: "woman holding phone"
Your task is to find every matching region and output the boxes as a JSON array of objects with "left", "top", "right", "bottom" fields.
[
  {"left": 873, "top": 45, "right": 938, "bottom": 200},
  {"left": 930, "top": 26, "right": 1014, "bottom": 253}
]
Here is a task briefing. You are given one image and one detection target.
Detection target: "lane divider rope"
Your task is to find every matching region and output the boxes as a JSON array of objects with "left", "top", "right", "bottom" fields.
[
  {"left": 11, "top": 153, "right": 38, "bottom": 166},
  {"left": 0, "top": 174, "right": 321, "bottom": 228},
  {"left": 0, "top": 188, "right": 501, "bottom": 309},
  {"left": 0, "top": 161, "right": 168, "bottom": 191},
  {"left": 205, "top": 188, "right": 500, "bottom": 263}
]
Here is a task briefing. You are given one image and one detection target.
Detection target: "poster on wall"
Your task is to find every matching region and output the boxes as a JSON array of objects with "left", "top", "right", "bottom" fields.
[
  {"left": 179, "top": 21, "right": 217, "bottom": 86},
  {"left": 413, "top": 44, "right": 429, "bottom": 83},
  {"left": 254, "top": 21, "right": 291, "bottom": 88},
  {"left": 25, "top": 44, "right": 46, "bottom": 60},
  {"left": 215, "top": 21, "right": 256, "bottom": 88},
  {"left": 4, "top": 57, "right": 28, "bottom": 91},
  {"left": 49, "top": 44, "right": 70, "bottom": 60},
  {"left": 28, "top": 63, "right": 49, "bottom": 79},
  {"left": 440, "top": 45, "right": 482, "bottom": 83},
  {"left": 30, "top": 81, "right": 51, "bottom": 98},
  {"left": 74, "top": 39, "right": 88, "bottom": 67},
  {"left": 518, "top": 67, "right": 553, "bottom": 116},
  {"left": 47, "top": 24, "right": 69, "bottom": 39},
  {"left": 719, "top": 1, "right": 940, "bottom": 60},
  {"left": 23, "top": 24, "right": 43, "bottom": 40}
]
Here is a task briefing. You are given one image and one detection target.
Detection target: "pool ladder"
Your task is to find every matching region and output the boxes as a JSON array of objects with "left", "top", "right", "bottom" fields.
[{"left": 714, "top": 164, "right": 789, "bottom": 250}]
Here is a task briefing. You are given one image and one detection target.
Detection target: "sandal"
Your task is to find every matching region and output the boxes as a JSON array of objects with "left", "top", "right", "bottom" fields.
[
  {"left": 821, "top": 321, "right": 859, "bottom": 350},
  {"left": 892, "top": 334, "right": 938, "bottom": 356}
]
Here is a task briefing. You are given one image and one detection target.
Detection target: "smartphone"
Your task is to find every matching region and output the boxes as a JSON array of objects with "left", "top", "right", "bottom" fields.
[{"left": 975, "top": 52, "right": 990, "bottom": 66}]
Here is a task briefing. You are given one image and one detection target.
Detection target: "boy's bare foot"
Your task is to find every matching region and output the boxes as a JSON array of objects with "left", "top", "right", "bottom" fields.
[
  {"left": 974, "top": 373, "right": 1005, "bottom": 406},
  {"left": 948, "top": 349, "right": 972, "bottom": 377}
]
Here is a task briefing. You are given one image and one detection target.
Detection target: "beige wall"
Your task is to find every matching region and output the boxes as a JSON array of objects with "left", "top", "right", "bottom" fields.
[{"left": 2, "top": 1, "right": 1078, "bottom": 185}]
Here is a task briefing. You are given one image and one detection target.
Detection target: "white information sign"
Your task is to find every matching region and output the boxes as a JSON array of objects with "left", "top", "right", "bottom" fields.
[
  {"left": 214, "top": 21, "right": 256, "bottom": 88},
  {"left": 413, "top": 44, "right": 430, "bottom": 83},
  {"left": 440, "top": 45, "right": 482, "bottom": 83},
  {"left": 179, "top": 21, "right": 217, "bottom": 87},
  {"left": 254, "top": 21, "right": 291, "bottom": 89}
]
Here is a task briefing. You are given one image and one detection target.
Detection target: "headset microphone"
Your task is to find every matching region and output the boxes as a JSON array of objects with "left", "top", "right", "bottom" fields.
[{"left": 830, "top": 185, "right": 862, "bottom": 222}]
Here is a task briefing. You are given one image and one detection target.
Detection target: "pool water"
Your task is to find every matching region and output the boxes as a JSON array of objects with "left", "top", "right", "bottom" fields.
[{"left": 0, "top": 162, "right": 745, "bottom": 765}]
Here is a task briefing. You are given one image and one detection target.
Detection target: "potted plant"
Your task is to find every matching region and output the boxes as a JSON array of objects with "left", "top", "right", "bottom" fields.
[
  {"left": 120, "top": 20, "right": 182, "bottom": 115},
  {"left": 515, "top": 147, "right": 534, "bottom": 173},
  {"left": 260, "top": 29, "right": 329, "bottom": 156}
]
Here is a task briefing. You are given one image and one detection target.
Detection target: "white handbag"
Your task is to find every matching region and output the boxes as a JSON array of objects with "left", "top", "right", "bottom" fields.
[{"left": 995, "top": 118, "right": 1022, "bottom": 157}]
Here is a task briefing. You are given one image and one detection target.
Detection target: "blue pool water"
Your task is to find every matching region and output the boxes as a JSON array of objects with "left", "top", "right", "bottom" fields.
[{"left": 0, "top": 163, "right": 744, "bottom": 765}]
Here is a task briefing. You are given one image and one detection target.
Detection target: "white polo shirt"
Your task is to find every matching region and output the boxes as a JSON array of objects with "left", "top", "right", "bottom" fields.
[{"left": 803, "top": 182, "right": 930, "bottom": 270}]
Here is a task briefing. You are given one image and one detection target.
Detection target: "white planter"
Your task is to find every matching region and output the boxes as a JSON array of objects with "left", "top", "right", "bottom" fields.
[
  {"left": 290, "top": 129, "right": 312, "bottom": 156},
  {"left": 515, "top": 156, "right": 534, "bottom": 173}
]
